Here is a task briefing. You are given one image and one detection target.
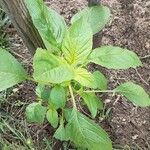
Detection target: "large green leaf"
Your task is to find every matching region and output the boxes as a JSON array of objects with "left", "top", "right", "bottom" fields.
[
  {"left": 71, "top": 6, "right": 110, "bottom": 34},
  {"left": 93, "top": 71, "right": 108, "bottom": 90},
  {"left": 115, "top": 82, "right": 150, "bottom": 107},
  {"left": 26, "top": 0, "right": 67, "bottom": 51},
  {"left": 80, "top": 93, "right": 103, "bottom": 118},
  {"left": 89, "top": 46, "right": 142, "bottom": 69},
  {"left": 26, "top": 102, "right": 47, "bottom": 124},
  {"left": 62, "top": 18, "right": 92, "bottom": 65},
  {"left": 50, "top": 85, "right": 66, "bottom": 108},
  {"left": 65, "top": 109, "right": 112, "bottom": 150},
  {"left": 74, "top": 68, "right": 97, "bottom": 89},
  {"left": 46, "top": 108, "right": 58, "bottom": 128},
  {"left": 0, "top": 48, "right": 27, "bottom": 92},
  {"left": 33, "top": 48, "right": 74, "bottom": 84}
]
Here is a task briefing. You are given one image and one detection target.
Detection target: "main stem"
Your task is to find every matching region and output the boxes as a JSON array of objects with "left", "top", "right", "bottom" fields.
[{"left": 69, "top": 85, "right": 77, "bottom": 109}]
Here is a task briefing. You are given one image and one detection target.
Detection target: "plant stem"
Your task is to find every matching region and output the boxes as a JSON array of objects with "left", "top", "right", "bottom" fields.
[
  {"left": 69, "top": 85, "right": 77, "bottom": 109},
  {"left": 84, "top": 90, "right": 115, "bottom": 93},
  {"left": 26, "top": 76, "right": 36, "bottom": 82}
]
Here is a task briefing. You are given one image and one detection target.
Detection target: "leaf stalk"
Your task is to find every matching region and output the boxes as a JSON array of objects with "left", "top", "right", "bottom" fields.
[{"left": 69, "top": 85, "right": 77, "bottom": 109}]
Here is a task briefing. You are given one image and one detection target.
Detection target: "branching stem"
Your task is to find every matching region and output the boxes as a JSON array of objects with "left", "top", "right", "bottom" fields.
[{"left": 84, "top": 90, "right": 115, "bottom": 93}]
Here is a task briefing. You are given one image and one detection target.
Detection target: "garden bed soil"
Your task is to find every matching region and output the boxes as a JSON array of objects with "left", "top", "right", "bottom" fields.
[{"left": 1, "top": 0, "right": 150, "bottom": 149}]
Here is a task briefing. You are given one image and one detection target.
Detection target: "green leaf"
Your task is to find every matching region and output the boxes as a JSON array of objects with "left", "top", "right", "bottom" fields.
[
  {"left": 89, "top": 46, "right": 142, "bottom": 69},
  {"left": 50, "top": 85, "right": 66, "bottom": 108},
  {"left": 71, "top": 6, "right": 110, "bottom": 34},
  {"left": 115, "top": 82, "right": 150, "bottom": 107},
  {"left": 26, "top": 0, "right": 67, "bottom": 51},
  {"left": 74, "top": 68, "right": 108, "bottom": 90},
  {"left": 26, "top": 102, "right": 47, "bottom": 124},
  {"left": 0, "top": 48, "right": 27, "bottom": 92},
  {"left": 80, "top": 93, "right": 103, "bottom": 118},
  {"left": 36, "top": 84, "right": 51, "bottom": 101},
  {"left": 62, "top": 18, "right": 92, "bottom": 65},
  {"left": 54, "top": 117, "right": 68, "bottom": 141},
  {"left": 74, "top": 68, "right": 97, "bottom": 89},
  {"left": 93, "top": 71, "right": 108, "bottom": 90},
  {"left": 65, "top": 109, "right": 112, "bottom": 150},
  {"left": 46, "top": 108, "right": 58, "bottom": 128},
  {"left": 33, "top": 48, "right": 74, "bottom": 84}
]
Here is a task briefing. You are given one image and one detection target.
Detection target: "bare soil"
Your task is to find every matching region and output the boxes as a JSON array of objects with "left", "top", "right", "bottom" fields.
[{"left": 1, "top": 0, "right": 150, "bottom": 149}]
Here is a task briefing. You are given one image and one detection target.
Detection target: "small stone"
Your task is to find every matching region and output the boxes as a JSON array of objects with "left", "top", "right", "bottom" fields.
[
  {"left": 145, "top": 42, "right": 150, "bottom": 49},
  {"left": 104, "top": 99, "right": 111, "bottom": 104},
  {"left": 122, "top": 118, "right": 126, "bottom": 122},
  {"left": 12, "top": 88, "right": 19, "bottom": 93},
  {"left": 132, "top": 134, "right": 138, "bottom": 140}
]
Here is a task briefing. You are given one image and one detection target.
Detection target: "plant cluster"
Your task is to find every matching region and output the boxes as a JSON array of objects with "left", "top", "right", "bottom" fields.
[{"left": 0, "top": 0, "right": 150, "bottom": 149}]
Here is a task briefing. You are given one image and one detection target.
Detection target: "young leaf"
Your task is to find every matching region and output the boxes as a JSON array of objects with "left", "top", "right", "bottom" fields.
[
  {"left": 0, "top": 48, "right": 27, "bottom": 92},
  {"left": 89, "top": 46, "right": 142, "bottom": 69},
  {"left": 74, "top": 68, "right": 97, "bottom": 89},
  {"left": 115, "top": 82, "right": 150, "bottom": 107},
  {"left": 33, "top": 48, "right": 74, "bottom": 84},
  {"left": 65, "top": 109, "right": 112, "bottom": 150},
  {"left": 54, "top": 117, "right": 68, "bottom": 141},
  {"left": 46, "top": 108, "right": 58, "bottom": 128},
  {"left": 26, "top": 0, "right": 67, "bottom": 51},
  {"left": 50, "top": 85, "right": 66, "bottom": 109},
  {"left": 36, "top": 84, "right": 51, "bottom": 101},
  {"left": 26, "top": 103, "right": 38, "bottom": 123},
  {"left": 93, "top": 71, "right": 108, "bottom": 90},
  {"left": 62, "top": 18, "right": 92, "bottom": 65},
  {"left": 26, "top": 102, "right": 47, "bottom": 124},
  {"left": 80, "top": 93, "right": 103, "bottom": 118},
  {"left": 71, "top": 6, "right": 110, "bottom": 34},
  {"left": 74, "top": 68, "right": 108, "bottom": 91}
]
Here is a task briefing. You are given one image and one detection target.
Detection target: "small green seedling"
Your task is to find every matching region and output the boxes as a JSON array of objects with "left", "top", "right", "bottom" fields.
[{"left": 0, "top": 0, "right": 150, "bottom": 149}]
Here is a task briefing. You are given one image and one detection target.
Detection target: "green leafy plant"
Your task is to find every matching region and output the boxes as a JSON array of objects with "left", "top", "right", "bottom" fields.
[{"left": 0, "top": 0, "right": 150, "bottom": 149}]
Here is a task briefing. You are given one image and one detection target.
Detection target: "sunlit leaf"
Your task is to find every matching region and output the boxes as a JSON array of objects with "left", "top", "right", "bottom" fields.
[
  {"left": 89, "top": 46, "right": 142, "bottom": 69},
  {"left": 33, "top": 48, "right": 74, "bottom": 84},
  {"left": 74, "top": 68, "right": 97, "bottom": 89},
  {"left": 74, "top": 68, "right": 107, "bottom": 91},
  {"left": 62, "top": 18, "right": 92, "bottom": 65}
]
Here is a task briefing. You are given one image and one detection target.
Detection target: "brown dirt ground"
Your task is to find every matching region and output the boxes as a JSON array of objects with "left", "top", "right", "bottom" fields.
[{"left": 1, "top": 0, "right": 150, "bottom": 149}]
